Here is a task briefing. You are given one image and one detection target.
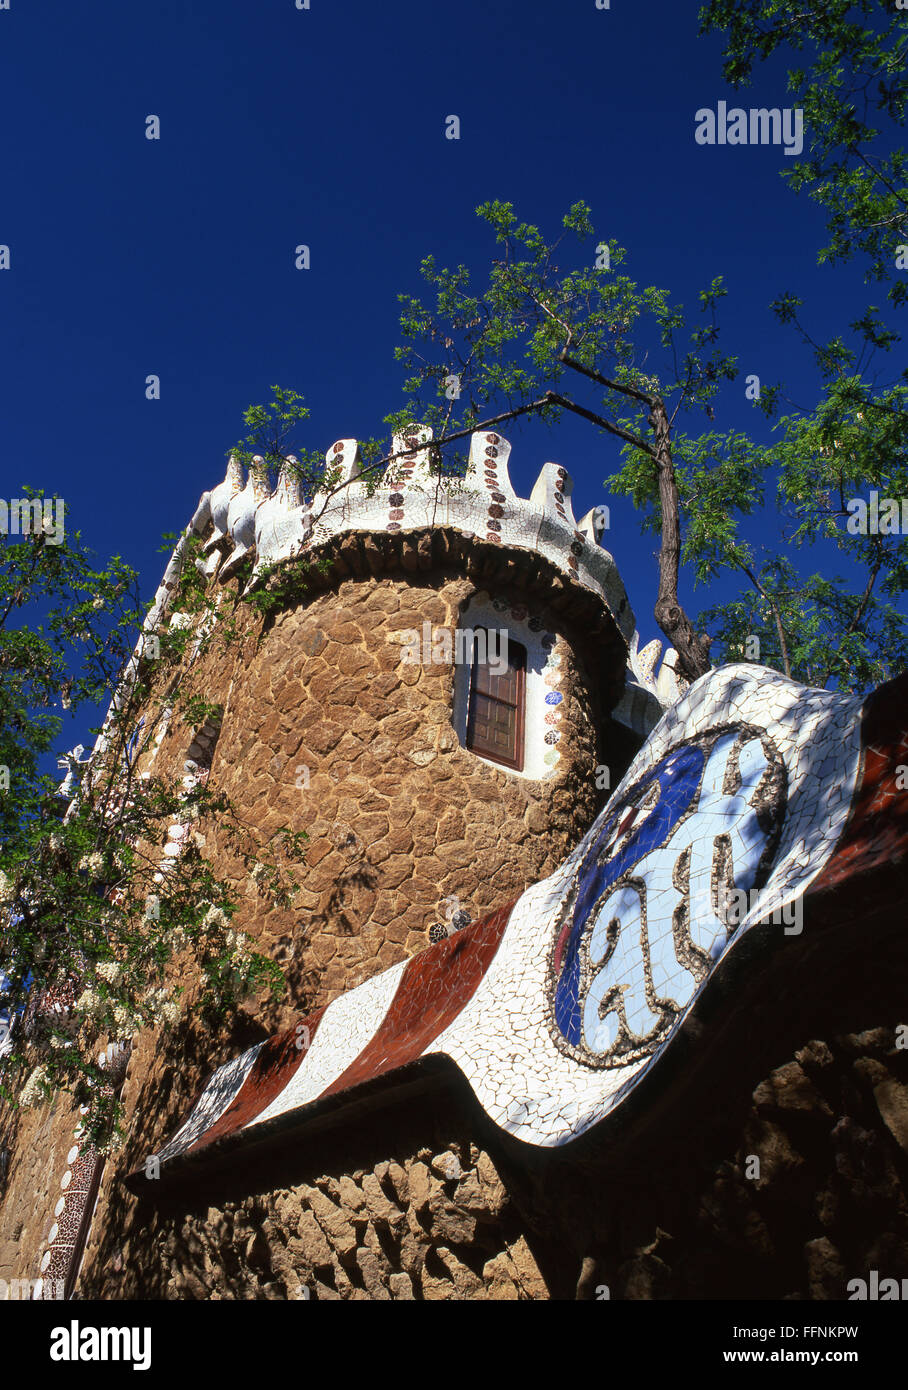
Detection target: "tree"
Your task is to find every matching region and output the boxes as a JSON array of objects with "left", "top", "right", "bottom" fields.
[
  {"left": 693, "top": 0, "right": 908, "bottom": 686},
  {"left": 372, "top": 196, "right": 898, "bottom": 690},
  {"left": 385, "top": 201, "right": 739, "bottom": 683},
  {"left": 0, "top": 502, "right": 305, "bottom": 1149},
  {"left": 343, "top": 4, "right": 906, "bottom": 692},
  {"left": 235, "top": 175, "right": 907, "bottom": 694},
  {"left": 700, "top": 0, "right": 908, "bottom": 303}
]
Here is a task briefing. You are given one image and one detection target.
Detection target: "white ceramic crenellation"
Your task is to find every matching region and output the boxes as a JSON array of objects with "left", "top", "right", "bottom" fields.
[
  {"left": 234, "top": 427, "right": 636, "bottom": 646},
  {"left": 612, "top": 630, "right": 687, "bottom": 736},
  {"left": 385, "top": 425, "right": 435, "bottom": 487},
  {"left": 577, "top": 505, "right": 609, "bottom": 547},
  {"left": 189, "top": 488, "right": 212, "bottom": 535},
  {"left": 630, "top": 632, "right": 687, "bottom": 709},
  {"left": 530, "top": 460, "right": 579, "bottom": 532},
  {"left": 276, "top": 455, "right": 303, "bottom": 508},
  {"left": 308, "top": 439, "right": 363, "bottom": 545},
  {"left": 252, "top": 455, "right": 308, "bottom": 580},
  {"left": 221, "top": 456, "right": 271, "bottom": 580},
  {"left": 634, "top": 636, "right": 663, "bottom": 688},
  {"left": 530, "top": 461, "right": 584, "bottom": 586},
  {"left": 654, "top": 647, "right": 684, "bottom": 707},
  {"left": 464, "top": 430, "right": 517, "bottom": 499},
  {"left": 448, "top": 429, "right": 538, "bottom": 551},
  {"left": 204, "top": 455, "right": 245, "bottom": 555}
]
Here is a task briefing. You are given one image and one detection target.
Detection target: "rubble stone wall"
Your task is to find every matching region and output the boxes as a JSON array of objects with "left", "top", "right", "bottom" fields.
[{"left": 143, "top": 568, "right": 621, "bottom": 1021}]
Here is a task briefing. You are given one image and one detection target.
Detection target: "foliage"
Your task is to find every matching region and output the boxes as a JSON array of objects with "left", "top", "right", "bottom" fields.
[
  {"left": 693, "top": 0, "right": 908, "bottom": 683},
  {"left": 388, "top": 199, "right": 741, "bottom": 679},
  {"left": 700, "top": 0, "right": 908, "bottom": 303},
  {"left": 381, "top": 3, "right": 908, "bottom": 690},
  {"left": 0, "top": 513, "right": 306, "bottom": 1150}
]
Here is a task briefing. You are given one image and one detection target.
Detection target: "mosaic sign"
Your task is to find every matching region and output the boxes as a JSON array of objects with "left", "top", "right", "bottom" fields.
[
  {"left": 132, "top": 663, "right": 908, "bottom": 1184},
  {"left": 548, "top": 724, "right": 787, "bottom": 1068}
]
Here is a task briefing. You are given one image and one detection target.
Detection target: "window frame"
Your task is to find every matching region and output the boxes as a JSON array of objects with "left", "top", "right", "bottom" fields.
[{"left": 465, "top": 627, "right": 527, "bottom": 772}]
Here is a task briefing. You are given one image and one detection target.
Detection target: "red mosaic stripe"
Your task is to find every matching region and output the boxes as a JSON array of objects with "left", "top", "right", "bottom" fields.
[
  {"left": 186, "top": 1005, "right": 327, "bottom": 1156},
  {"left": 808, "top": 671, "right": 908, "bottom": 912},
  {"left": 321, "top": 900, "right": 515, "bottom": 1099}
]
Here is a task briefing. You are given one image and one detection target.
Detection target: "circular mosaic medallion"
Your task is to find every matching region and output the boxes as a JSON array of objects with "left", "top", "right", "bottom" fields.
[{"left": 546, "top": 724, "right": 787, "bottom": 1071}]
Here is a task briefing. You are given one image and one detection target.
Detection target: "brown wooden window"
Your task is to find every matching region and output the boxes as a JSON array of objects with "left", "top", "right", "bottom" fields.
[{"left": 466, "top": 629, "right": 526, "bottom": 771}]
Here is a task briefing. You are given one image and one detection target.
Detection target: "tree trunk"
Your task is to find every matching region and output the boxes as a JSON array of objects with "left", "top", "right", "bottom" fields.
[{"left": 650, "top": 399, "right": 712, "bottom": 684}]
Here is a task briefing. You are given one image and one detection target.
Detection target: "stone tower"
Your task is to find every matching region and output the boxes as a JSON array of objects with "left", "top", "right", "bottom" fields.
[
  {"left": 0, "top": 423, "right": 683, "bottom": 1301},
  {"left": 136, "top": 424, "right": 676, "bottom": 1013}
]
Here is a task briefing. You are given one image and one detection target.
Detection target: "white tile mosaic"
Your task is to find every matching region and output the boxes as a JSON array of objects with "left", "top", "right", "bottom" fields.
[{"left": 245, "top": 962, "right": 408, "bottom": 1131}]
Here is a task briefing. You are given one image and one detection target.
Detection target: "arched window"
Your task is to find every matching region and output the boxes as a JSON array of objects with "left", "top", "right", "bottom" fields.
[
  {"left": 453, "top": 596, "right": 564, "bottom": 779},
  {"left": 465, "top": 628, "right": 527, "bottom": 771}
]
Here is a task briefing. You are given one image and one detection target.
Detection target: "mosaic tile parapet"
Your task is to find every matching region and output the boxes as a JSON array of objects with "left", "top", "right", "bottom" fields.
[
  {"left": 204, "top": 454, "right": 244, "bottom": 555},
  {"left": 87, "top": 417, "right": 687, "bottom": 797},
  {"left": 254, "top": 457, "right": 310, "bottom": 574},
  {"left": 201, "top": 426, "right": 640, "bottom": 648},
  {"left": 463, "top": 431, "right": 519, "bottom": 504},
  {"left": 133, "top": 664, "right": 905, "bottom": 1185},
  {"left": 221, "top": 457, "right": 271, "bottom": 581}
]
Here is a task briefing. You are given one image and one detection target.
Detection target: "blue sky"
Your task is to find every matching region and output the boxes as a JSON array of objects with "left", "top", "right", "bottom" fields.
[{"left": 1, "top": 0, "right": 899, "bottom": 752}]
